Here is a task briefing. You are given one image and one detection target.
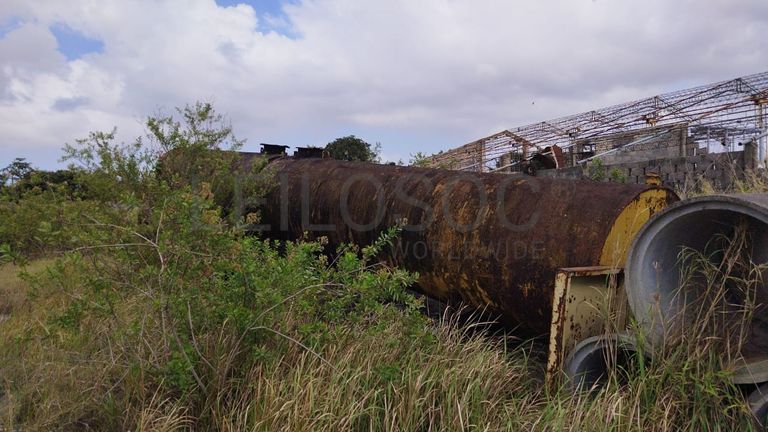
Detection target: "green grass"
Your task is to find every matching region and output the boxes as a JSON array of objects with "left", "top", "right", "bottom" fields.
[
  {"left": 0, "top": 257, "right": 759, "bottom": 431},
  {"left": 1, "top": 103, "right": 765, "bottom": 430}
]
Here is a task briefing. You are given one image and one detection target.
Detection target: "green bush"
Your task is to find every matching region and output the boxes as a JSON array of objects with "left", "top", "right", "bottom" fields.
[
  {"left": 608, "top": 167, "right": 628, "bottom": 183},
  {"left": 0, "top": 101, "right": 758, "bottom": 431},
  {"left": 586, "top": 158, "right": 606, "bottom": 181},
  {"left": 0, "top": 102, "right": 429, "bottom": 429},
  {"left": 325, "top": 135, "right": 379, "bottom": 162}
]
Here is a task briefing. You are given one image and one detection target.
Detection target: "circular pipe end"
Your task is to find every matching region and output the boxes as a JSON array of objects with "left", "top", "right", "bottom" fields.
[
  {"left": 564, "top": 333, "right": 642, "bottom": 392},
  {"left": 625, "top": 194, "right": 768, "bottom": 369},
  {"left": 748, "top": 382, "right": 768, "bottom": 428}
]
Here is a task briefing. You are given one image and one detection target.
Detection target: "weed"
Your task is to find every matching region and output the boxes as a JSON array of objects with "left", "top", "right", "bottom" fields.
[{"left": 0, "top": 101, "right": 762, "bottom": 430}]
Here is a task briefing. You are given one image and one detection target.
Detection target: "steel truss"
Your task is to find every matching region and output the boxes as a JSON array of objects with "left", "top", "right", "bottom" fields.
[{"left": 428, "top": 71, "right": 768, "bottom": 172}]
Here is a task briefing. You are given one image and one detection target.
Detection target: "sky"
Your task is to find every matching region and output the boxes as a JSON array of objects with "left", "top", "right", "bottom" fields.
[{"left": 0, "top": 0, "right": 766, "bottom": 169}]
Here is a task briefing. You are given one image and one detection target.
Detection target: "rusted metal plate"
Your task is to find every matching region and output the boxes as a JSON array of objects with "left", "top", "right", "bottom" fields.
[
  {"left": 257, "top": 158, "right": 678, "bottom": 336},
  {"left": 546, "top": 266, "right": 628, "bottom": 386}
]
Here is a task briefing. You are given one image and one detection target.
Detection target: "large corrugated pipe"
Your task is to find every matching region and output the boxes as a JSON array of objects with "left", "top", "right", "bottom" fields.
[
  {"left": 625, "top": 194, "right": 768, "bottom": 382},
  {"left": 256, "top": 157, "right": 677, "bottom": 336}
]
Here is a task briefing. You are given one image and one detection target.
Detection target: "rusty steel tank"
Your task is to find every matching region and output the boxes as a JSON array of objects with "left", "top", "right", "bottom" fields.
[{"left": 255, "top": 157, "right": 678, "bottom": 336}]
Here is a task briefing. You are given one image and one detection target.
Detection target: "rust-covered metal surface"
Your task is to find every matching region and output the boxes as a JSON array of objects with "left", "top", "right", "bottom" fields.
[
  {"left": 257, "top": 157, "right": 678, "bottom": 336},
  {"left": 546, "top": 266, "right": 626, "bottom": 383}
]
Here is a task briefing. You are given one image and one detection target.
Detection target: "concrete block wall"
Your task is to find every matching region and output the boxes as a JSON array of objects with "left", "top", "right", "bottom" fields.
[
  {"left": 614, "top": 152, "right": 745, "bottom": 190},
  {"left": 538, "top": 141, "right": 757, "bottom": 191},
  {"left": 599, "top": 145, "right": 684, "bottom": 165},
  {"left": 569, "top": 124, "right": 689, "bottom": 167}
]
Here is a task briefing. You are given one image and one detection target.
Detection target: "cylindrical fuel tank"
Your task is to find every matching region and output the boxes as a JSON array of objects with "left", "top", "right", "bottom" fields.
[{"left": 259, "top": 158, "right": 678, "bottom": 336}]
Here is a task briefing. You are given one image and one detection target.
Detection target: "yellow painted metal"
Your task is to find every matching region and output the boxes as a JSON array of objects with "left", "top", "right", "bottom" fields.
[
  {"left": 546, "top": 267, "right": 627, "bottom": 386},
  {"left": 644, "top": 172, "right": 662, "bottom": 186},
  {"left": 599, "top": 188, "right": 672, "bottom": 268},
  {"left": 546, "top": 188, "right": 672, "bottom": 386}
]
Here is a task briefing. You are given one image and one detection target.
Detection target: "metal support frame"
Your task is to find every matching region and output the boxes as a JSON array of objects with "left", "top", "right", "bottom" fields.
[
  {"left": 428, "top": 71, "right": 768, "bottom": 173},
  {"left": 546, "top": 266, "right": 628, "bottom": 386},
  {"left": 758, "top": 103, "right": 766, "bottom": 168}
]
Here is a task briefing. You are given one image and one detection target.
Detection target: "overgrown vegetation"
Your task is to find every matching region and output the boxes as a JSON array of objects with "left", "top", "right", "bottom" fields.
[
  {"left": 584, "top": 158, "right": 628, "bottom": 183},
  {"left": 325, "top": 135, "right": 380, "bottom": 162},
  {"left": 409, "top": 151, "right": 431, "bottom": 167},
  {"left": 0, "top": 103, "right": 762, "bottom": 430},
  {"left": 588, "top": 221, "right": 766, "bottom": 431},
  {"left": 677, "top": 168, "right": 768, "bottom": 200}
]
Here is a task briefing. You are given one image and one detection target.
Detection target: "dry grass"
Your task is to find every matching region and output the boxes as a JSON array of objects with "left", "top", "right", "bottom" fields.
[
  {"left": 0, "top": 259, "right": 52, "bottom": 317},
  {"left": 0, "top": 257, "right": 757, "bottom": 431},
  {"left": 677, "top": 168, "right": 768, "bottom": 199},
  {"left": 0, "top": 259, "right": 542, "bottom": 430},
  {"left": 218, "top": 323, "right": 535, "bottom": 431},
  {"left": 4, "top": 167, "right": 768, "bottom": 430}
]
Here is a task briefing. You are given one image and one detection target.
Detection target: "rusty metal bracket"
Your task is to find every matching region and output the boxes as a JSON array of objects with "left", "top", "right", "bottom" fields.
[{"left": 546, "top": 266, "right": 628, "bottom": 387}]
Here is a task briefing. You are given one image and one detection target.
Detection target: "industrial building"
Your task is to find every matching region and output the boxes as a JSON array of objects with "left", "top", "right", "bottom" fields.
[{"left": 426, "top": 71, "right": 768, "bottom": 188}]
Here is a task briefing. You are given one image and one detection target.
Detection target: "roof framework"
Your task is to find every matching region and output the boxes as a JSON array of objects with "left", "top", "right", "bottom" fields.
[{"left": 429, "top": 71, "right": 768, "bottom": 171}]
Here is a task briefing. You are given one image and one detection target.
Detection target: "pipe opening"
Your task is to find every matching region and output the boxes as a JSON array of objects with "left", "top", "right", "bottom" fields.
[
  {"left": 748, "top": 382, "right": 768, "bottom": 428},
  {"left": 564, "top": 334, "right": 641, "bottom": 392},
  {"left": 627, "top": 197, "right": 768, "bottom": 366}
]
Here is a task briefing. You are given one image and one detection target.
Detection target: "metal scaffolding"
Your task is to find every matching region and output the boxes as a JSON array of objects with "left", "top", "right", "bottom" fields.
[{"left": 428, "top": 71, "right": 768, "bottom": 172}]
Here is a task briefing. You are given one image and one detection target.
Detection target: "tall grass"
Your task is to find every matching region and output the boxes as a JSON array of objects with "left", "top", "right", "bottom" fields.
[
  {"left": 1, "top": 102, "right": 765, "bottom": 430},
  {"left": 1, "top": 256, "right": 760, "bottom": 431},
  {"left": 677, "top": 166, "right": 768, "bottom": 199},
  {"left": 567, "top": 216, "right": 767, "bottom": 431},
  {"left": 1, "top": 197, "right": 763, "bottom": 429},
  {"left": 0, "top": 259, "right": 535, "bottom": 430}
]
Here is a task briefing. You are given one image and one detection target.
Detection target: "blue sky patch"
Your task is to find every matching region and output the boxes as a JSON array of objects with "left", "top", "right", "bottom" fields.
[
  {"left": 52, "top": 96, "right": 90, "bottom": 112},
  {"left": 49, "top": 23, "right": 104, "bottom": 61},
  {"left": 0, "top": 17, "right": 24, "bottom": 39},
  {"left": 215, "top": 0, "right": 298, "bottom": 37}
]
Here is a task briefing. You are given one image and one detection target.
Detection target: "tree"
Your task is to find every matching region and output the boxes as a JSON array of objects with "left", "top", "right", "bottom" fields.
[
  {"left": 325, "top": 135, "right": 379, "bottom": 162},
  {"left": 10, "top": 169, "right": 85, "bottom": 198},
  {"left": 409, "top": 152, "right": 432, "bottom": 167},
  {"left": 1, "top": 158, "right": 33, "bottom": 185},
  {"left": 146, "top": 101, "right": 244, "bottom": 154}
]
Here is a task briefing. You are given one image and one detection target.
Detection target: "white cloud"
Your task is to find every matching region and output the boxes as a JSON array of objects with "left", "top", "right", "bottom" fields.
[{"left": 0, "top": 0, "right": 766, "bottom": 168}]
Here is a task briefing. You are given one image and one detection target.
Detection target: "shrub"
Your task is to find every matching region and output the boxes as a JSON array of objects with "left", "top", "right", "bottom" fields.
[
  {"left": 325, "top": 135, "right": 379, "bottom": 162},
  {"left": 0, "top": 101, "right": 759, "bottom": 431},
  {"left": 586, "top": 158, "right": 606, "bottom": 181},
  {"left": 0, "top": 101, "right": 429, "bottom": 429}
]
